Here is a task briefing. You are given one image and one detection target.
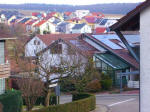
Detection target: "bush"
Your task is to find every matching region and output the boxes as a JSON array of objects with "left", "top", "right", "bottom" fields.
[
  {"left": 23, "top": 93, "right": 57, "bottom": 106},
  {"left": 0, "top": 90, "right": 23, "bottom": 112},
  {"left": 72, "top": 93, "right": 91, "bottom": 101},
  {"left": 59, "top": 78, "right": 75, "bottom": 92},
  {"left": 101, "top": 79, "right": 113, "bottom": 90},
  {"left": 31, "top": 93, "right": 96, "bottom": 112},
  {"left": 86, "top": 79, "right": 101, "bottom": 92}
]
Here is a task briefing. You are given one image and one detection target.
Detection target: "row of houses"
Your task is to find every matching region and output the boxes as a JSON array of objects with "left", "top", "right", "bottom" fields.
[
  {"left": 24, "top": 32, "right": 139, "bottom": 88},
  {"left": 0, "top": 31, "right": 140, "bottom": 95},
  {"left": 0, "top": 10, "right": 121, "bottom": 35}
]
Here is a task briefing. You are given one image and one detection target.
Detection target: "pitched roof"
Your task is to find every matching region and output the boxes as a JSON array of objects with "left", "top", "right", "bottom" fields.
[
  {"left": 91, "top": 12, "right": 104, "bottom": 18},
  {"left": 95, "top": 53, "right": 129, "bottom": 70},
  {"left": 64, "top": 12, "right": 72, "bottom": 16},
  {"left": 72, "top": 23, "right": 86, "bottom": 30},
  {"left": 84, "top": 34, "right": 139, "bottom": 69},
  {"left": 109, "top": 0, "right": 150, "bottom": 31},
  {"left": 34, "top": 20, "right": 47, "bottom": 27},
  {"left": 19, "top": 18, "right": 31, "bottom": 24},
  {"left": 38, "top": 36, "right": 99, "bottom": 57},
  {"left": 26, "top": 20, "right": 38, "bottom": 25},
  {"left": 100, "top": 19, "right": 108, "bottom": 25},
  {"left": 35, "top": 34, "right": 81, "bottom": 46},
  {"left": 84, "top": 16, "right": 96, "bottom": 24},
  {"left": 95, "top": 27, "right": 106, "bottom": 34},
  {"left": 57, "top": 22, "right": 69, "bottom": 27}
]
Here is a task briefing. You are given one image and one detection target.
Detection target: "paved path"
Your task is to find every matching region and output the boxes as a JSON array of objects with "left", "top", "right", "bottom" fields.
[
  {"left": 59, "top": 90, "right": 139, "bottom": 112},
  {"left": 60, "top": 95, "right": 72, "bottom": 104},
  {"left": 96, "top": 94, "right": 139, "bottom": 112}
]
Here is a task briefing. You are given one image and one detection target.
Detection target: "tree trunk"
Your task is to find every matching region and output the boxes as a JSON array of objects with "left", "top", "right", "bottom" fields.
[
  {"left": 45, "top": 89, "right": 51, "bottom": 107},
  {"left": 0, "top": 103, "right": 3, "bottom": 112}
]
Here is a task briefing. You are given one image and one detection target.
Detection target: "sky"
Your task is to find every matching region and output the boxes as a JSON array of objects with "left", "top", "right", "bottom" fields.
[{"left": 0, "top": 0, "right": 145, "bottom": 5}]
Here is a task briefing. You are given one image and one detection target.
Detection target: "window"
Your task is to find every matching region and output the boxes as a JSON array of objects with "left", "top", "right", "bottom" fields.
[
  {"left": 0, "top": 78, "right": 5, "bottom": 95},
  {"left": 34, "top": 40, "right": 40, "bottom": 45},
  {"left": 37, "top": 41, "right": 40, "bottom": 45},
  {"left": 51, "top": 44, "right": 62, "bottom": 54},
  {"left": 34, "top": 40, "right": 37, "bottom": 45}
]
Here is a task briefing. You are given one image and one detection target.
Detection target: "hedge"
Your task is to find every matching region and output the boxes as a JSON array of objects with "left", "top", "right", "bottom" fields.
[
  {"left": 35, "top": 93, "right": 57, "bottom": 105},
  {"left": 23, "top": 93, "right": 57, "bottom": 106},
  {"left": 0, "top": 90, "right": 23, "bottom": 112},
  {"left": 31, "top": 93, "right": 96, "bottom": 112},
  {"left": 72, "top": 93, "right": 91, "bottom": 101}
]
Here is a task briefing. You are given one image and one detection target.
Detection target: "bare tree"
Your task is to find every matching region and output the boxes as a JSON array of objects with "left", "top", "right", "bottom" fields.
[
  {"left": 17, "top": 76, "right": 44, "bottom": 112},
  {"left": 35, "top": 40, "right": 88, "bottom": 106}
]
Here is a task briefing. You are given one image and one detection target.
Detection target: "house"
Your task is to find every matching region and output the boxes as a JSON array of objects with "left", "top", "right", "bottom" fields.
[
  {"left": 0, "top": 33, "right": 12, "bottom": 94},
  {"left": 67, "top": 18, "right": 83, "bottom": 24},
  {"left": 91, "top": 12, "right": 104, "bottom": 18},
  {"left": 63, "top": 12, "right": 72, "bottom": 20},
  {"left": 25, "top": 33, "right": 138, "bottom": 88},
  {"left": 83, "top": 16, "right": 97, "bottom": 30},
  {"left": 75, "top": 10, "right": 90, "bottom": 19},
  {"left": 79, "top": 33, "right": 139, "bottom": 87},
  {"left": 18, "top": 17, "right": 32, "bottom": 25},
  {"left": 71, "top": 23, "right": 92, "bottom": 34},
  {"left": 29, "top": 34, "right": 98, "bottom": 81},
  {"left": 34, "top": 20, "right": 56, "bottom": 34},
  {"left": 56, "top": 22, "right": 75, "bottom": 34},
  {"left": 97, "top": 19, "right": 118, "bottom": 28},
  {"left": 109, "top": 0, "right": 150, "bottom": 111},
  {"left": 25, "top": 34, "right": 81, "bottom": 57},
  {"left": 0, "top": 10, "right": 23, "bottom": 24},
  {"left": 26, "top": 19, "right": 39, "bottom": 33}
]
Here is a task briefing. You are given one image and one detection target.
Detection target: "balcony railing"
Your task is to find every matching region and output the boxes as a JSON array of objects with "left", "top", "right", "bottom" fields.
[{"left": 0, "top": 63, "right": 10, "bottom": 78}]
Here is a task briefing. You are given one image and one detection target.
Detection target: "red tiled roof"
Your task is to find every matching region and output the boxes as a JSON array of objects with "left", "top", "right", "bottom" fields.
[
  {"left": 38, "top": 35, "right": 99, "bottom": 58},
  {"left": 26, "top": 20, "right": 38, "bottom": 25},
  {"left": 64, "top": 38, "right": 99, "bottom": 57},
  {"left": 113, "top": 49, "right": 139, "bottom": 69},
  {"left": 95, "top": 27, "right": 106, "bottom": 33},
  {"left": 47, "top": 12, "right": 57, "bottom": 17},
  {"left": 91, "top": 12, "right": 104, "bottom": 18},
  {"left": 64, "top": 12, "right": 72, "bottom": 16},
  {"left": 34, "top": 20, "right": 47, "bottom": 27},
  {"left": 36, "top": 34, "right": 81, "bottom": 46},
  {"left": 32, "top": 12, "right": 40, "bottom": 16}
]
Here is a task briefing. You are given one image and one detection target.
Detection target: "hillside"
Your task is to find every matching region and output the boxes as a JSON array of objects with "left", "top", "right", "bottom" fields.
[{"left": 0, "top": 3, "right": 141, "bottom": 14}]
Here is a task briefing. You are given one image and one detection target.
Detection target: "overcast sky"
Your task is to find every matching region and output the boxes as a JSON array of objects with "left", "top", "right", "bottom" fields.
[{"left": 0, "top": 0, "right": 145, "bottom": 5}]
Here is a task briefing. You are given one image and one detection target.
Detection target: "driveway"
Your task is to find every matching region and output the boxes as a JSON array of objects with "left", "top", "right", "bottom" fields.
[
  {"left": 96, "top": 94, "right": 139, "bottom": 112},
  {"left": 59, "top": 93, "right": 139, "bottom": 112}
]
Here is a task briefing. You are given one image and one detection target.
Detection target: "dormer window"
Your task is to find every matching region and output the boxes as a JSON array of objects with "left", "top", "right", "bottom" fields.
[
  {"left": 51, "top": 44, "right": 62, "bottom": 54},
  {"left": 34, "top": 40, "right": 37, "bottom": 45},
  {"left": 34, "top": 40, "right": 40, "bottom": 45},
  {"left": 37, "top": 41, "right": 40, "bottom": 45}
]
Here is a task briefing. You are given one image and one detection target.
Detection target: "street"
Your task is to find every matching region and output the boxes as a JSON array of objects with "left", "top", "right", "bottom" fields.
[
  {"left": 96, "top": 94, "right": 139, "bottom": 112},
  {"left": 59, "top": 94, "right": 139, "bottom": 112}
]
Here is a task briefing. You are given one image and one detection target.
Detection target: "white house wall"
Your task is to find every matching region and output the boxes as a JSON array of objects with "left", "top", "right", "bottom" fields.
[
  {"left": 40, "top": 41, "right": 87, "bottom": 77},
  {"left": 140, "top": 6, "right": 150, "bottom": 112},
  {"left": 25, "top": 36, "right": 47, "bottom": 57},
  {"left": 81, "top": 25, "right": 92, "bottom": 33}
]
